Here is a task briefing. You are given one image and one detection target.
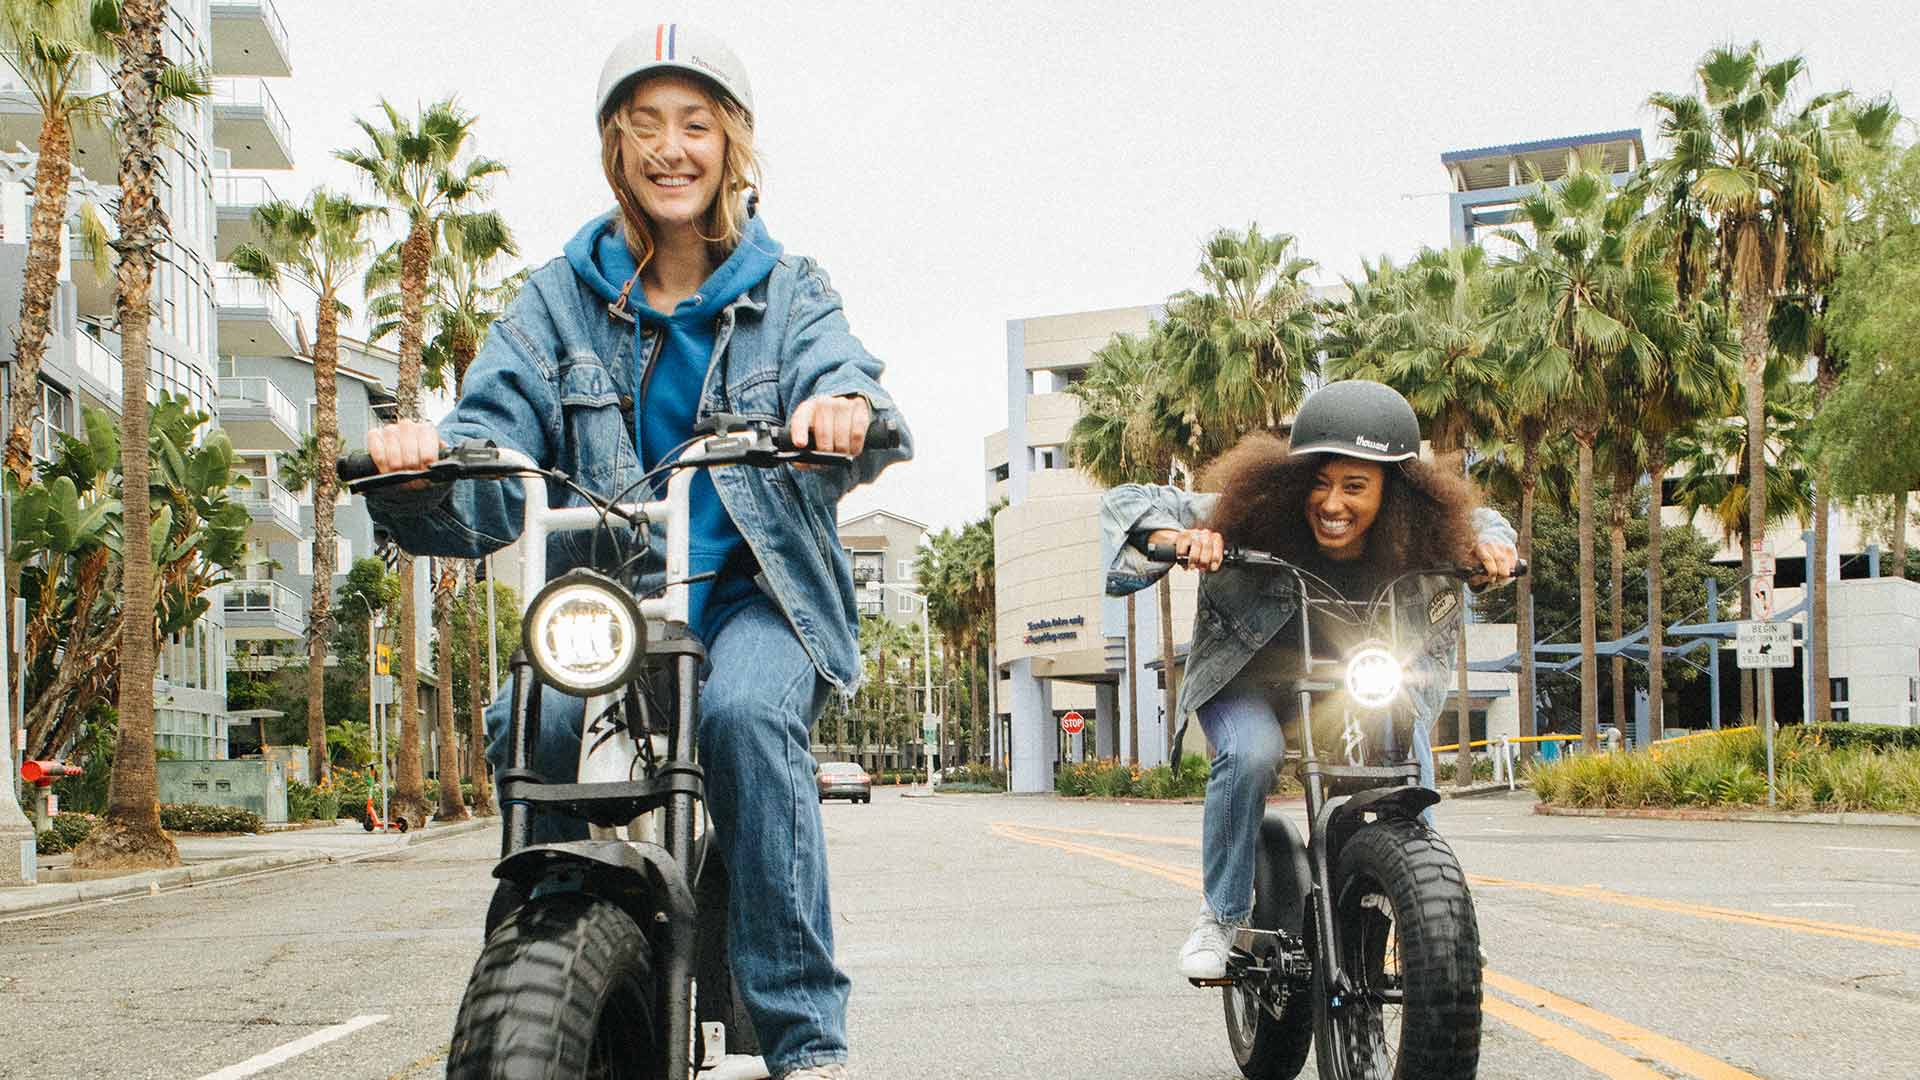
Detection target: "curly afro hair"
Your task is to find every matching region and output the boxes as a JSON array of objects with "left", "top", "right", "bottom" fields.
[{"left": 1198, "top": 430, "right": 1484, "bottom": 579}]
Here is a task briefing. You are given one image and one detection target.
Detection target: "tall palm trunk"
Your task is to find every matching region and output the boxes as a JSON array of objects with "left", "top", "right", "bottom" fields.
[
  {"left": 74, "top": 0, "right": 175, "bottom": 869},
  {"left": 1515, "top": 431, "right": 1542, "bottom": 756},
  {"left": 1645, "top": 440, "right": 1668, "bottom": 741},
  {"left": 971, "top": 648, "right": 986, "bottom": 766},
  {"left": 305, "top": 295, "right": 342, "bottom": 784},
  {"left": 1737, "top": 531, "right": 1754, "bottom": 726},
  {"left": 432, "top": 562, "right": 467, "bottom": 820},
  {"left": 1739, "top": 292, "right": 1769, "bottom": 731},
  {"left": 1575, "top": 432, "right": 1600, "bottom": 752},
  {"left": 390, "top": 217, "right": 435, "bottom": 827},
  {"left": 1608, "top": 456, "right": 1632, "bottom": 740},
  {"left": 1158, "top": 575, "right": 1178, "bottom": 763},
  {"left": 1124, "top": 592, "right": 1138, "bottom": 764},
  {"left": 466, "top": 577, "right": 493, "bottom": 814},
  {"left": 4, "top": 110, "right": 75, "bottom": 488},
  {"left": 1809, "top": 363, "right": 1838, "bottom": 724}
]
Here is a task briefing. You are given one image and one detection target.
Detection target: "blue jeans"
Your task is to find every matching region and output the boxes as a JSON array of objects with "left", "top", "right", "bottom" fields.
[
  {"left": 485, "top": 596, "right": 851, "bottom": 1075},
  {"left": 1196, "top": 686, "right": 1438, "bottom": 922}
]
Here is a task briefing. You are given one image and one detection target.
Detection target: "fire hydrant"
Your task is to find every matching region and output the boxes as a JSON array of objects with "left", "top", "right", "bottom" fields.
[{"left": 20, "top": 760, "right": 83, "bottom": 832}]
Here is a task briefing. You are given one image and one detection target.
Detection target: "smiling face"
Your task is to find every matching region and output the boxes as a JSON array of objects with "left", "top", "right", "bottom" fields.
[
  {"left": 1304, "top": 457, "right": 1387, "bottom": 560},
  {"left": 615, "top": 74, "right": 728, "bottom": 233}
]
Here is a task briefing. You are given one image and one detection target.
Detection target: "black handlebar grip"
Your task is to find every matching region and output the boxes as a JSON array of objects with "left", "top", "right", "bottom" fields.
[
  {"left": 773, "top": 417, "right": 900, "bottom": 453},
  {"left": 1146, "top": 542, "right": 1180, "bottom": 563},
  {"left": 337, "top": 452, "right": 378, "bottom": 482}
]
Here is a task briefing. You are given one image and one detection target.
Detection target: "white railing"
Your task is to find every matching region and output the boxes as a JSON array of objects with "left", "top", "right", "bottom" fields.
[
  {"left": 215, "top": 273, "right": 297, "bottom": 342},
  {"left": 218, "top": 376, "right": 298, "bottom": 433},
  {"left": 75, "top": 331, "right": 123, "bottom": 396},
  {"left": 211, "top": 77, "right": 291, "bottom": 154},
  {"left": 229, "top": 477, "right": 299, "bottom": 521},
  {"left": 224, "top": 579, "right": 302, "bottom": 619},
  {"left": 213, "top": 172, "right": 278, "bottom": 209}
]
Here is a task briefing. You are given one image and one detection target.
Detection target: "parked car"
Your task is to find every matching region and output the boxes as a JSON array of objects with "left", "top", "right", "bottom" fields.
[{"left": 816, "top": 761, "right": 872, "bottom": 804}]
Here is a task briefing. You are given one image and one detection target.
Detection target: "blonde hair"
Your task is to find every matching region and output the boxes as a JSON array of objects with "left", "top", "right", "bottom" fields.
[{"left": 599, "top": 75, "right": 762, "bottom": 270}]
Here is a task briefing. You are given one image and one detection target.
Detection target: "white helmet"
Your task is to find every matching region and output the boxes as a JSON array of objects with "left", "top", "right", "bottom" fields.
[{"left": 595, "top": 22, "right": 754, "bottom": 129}]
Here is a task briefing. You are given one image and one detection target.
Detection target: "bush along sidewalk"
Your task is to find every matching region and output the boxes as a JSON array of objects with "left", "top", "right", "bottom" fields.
[
  {"left": 1056, "top": 755, "right": 1218, "bottom": 799},
  {"left": 1530, "top": 723, "right": 1920, "bottom": 814},
  {"left": 35, "top": 805, "right": 266, "bottom": 854}
]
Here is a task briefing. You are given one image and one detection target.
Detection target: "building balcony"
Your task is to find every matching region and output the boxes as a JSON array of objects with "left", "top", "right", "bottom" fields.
[
  {"left": 212, "top": 78, "right": 293, "bottom": 169},
  {"left": 73, "top": 328, "right": 123, "bottom": 414},
  {"left": 210, "top": 0, "right": 292, "bottom": 78},
  {"left": 213, "top": 173, "right": 278, "bottom": 260},
  {"left": 217, "top": 375, "right": 299, "bottom": 450},
  {"left": 852, "top": 565, "right": 885, "bottom": 585},
  {"left": 0, "top": 56, "right": 114, "bottom": 168},
  {"left": 216, "top": 274, "right": 300, "bottom": 356},
  {"left": 224, "top": 580, "right": 303, "bottom": 640},
  {"left": 227, "top": 477, "right": 302, "bottom": 542}
]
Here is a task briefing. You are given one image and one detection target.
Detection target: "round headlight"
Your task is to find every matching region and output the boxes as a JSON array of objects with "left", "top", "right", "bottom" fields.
[
  {"left": 524, "top": 570, "right": 645, "bottom": 696},
  {"left": 1344, "top": 646, "right": 1404, "bottom": 709}
]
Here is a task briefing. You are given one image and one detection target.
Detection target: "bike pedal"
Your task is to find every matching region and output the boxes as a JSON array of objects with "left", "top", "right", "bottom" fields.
[{"left": 1188, "top": 977, "right": 1235, "bottom": 988}]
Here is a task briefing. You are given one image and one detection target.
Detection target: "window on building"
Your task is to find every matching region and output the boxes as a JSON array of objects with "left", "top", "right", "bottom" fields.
[
  {"left": 898, "top": 559, "right": 915, "bottom": 581},
  {"left": 991, "top": 463, "right": 1010, "bottom": 483},
  {"left": 297, "top": 537, "right": 352, "bottom": 577},
  {"left": 31, "top": 382, "right": 72, "bottom": 460},
  {"left": 1032, "top": 446, "right": 1061, "bottom": 471},
  {"left": 1830, "top": 677, "right": 1850, "bottom": 719},
  {"left": 897, "top": 592, "right": 914, "bottom": 613}
]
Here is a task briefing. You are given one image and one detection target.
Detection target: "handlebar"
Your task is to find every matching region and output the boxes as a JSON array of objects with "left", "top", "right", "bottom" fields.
[
  {"left": 1137, "top": 538, "right": 1527, "bottom": 582},
  {"left": 335, "top": 416, "right": 901, "bottom": 490}
]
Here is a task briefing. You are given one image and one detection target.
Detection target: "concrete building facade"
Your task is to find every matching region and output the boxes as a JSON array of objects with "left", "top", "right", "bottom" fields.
[{"left": 837, "top": 509, "right": 929, "bottom": 628}]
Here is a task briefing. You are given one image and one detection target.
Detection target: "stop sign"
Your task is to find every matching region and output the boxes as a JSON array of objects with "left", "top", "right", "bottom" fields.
[{"left": 1060, "top": 710, "right": 1085, "bottom": 735}]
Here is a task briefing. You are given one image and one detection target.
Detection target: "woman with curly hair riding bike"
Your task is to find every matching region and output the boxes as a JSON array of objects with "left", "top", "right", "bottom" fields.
[
  {"left": 359, "top": 23, "right": 907, "bottom": 1080},
  {"left": 1099, "top": 379, "right": 1516, "bottom": 983}
]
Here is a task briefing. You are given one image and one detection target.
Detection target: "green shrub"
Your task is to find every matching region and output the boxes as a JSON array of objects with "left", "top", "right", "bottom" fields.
[
  {"left": 159, "top": 804, "right": 264, "bottom": 833},
  {"left": 35, "top": 812, "right": 97, "bottom": 854},
  {"left": 287, "top": 780, "right": 346, "bottom": 823},
  {"left": 1800, "top": 723, "right": 1920, "bottom": 754},
  {"left": 1530, "top": 727, "right": 1920, "bottom": 813}
]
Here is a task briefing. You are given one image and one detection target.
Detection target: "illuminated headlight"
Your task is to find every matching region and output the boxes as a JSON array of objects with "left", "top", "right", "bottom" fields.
[
  {"left": 1344, "top": 646, "right": 1404, "bottom": 709},
  {"left": 524, "top": 570, "right": 644, "bottom": 696}
]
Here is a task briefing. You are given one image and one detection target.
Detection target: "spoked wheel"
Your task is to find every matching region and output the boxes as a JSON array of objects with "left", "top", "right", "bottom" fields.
[
  {"left": 1312, "top": 819, "right": 1480, "bottom": 1080},
  {"left": 1222, "top": 930, "right": 1313, "bottom": 1079},
  {"left": 448, "top": 895, "right": 661, "bottom": 1079}
]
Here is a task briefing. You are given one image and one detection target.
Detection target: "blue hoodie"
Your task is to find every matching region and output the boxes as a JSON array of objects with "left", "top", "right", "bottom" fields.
[{"left": 563, "top": 211, "right": 784, "bottom": 640}]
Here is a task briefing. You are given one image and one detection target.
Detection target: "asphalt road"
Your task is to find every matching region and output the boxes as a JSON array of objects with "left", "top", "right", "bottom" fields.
[{"left": 1, "top": 789, "right": 1916, "bottom": 1078}]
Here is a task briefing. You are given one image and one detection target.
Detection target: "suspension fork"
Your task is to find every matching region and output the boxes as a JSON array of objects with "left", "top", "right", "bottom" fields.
[
  {"left": 1293, "top": 576, "right": 1351, "bottom": 1002},
  {"left": 659, "top": 650, "right": 701, "bottom": 1079},
  {"left": 502, "top": 648, "right": 541, "bottom": 857}
]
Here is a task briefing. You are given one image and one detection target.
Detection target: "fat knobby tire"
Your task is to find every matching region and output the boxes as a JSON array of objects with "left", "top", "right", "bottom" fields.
[
  {"left": 1314, "top": 818, "right": 1480, "bottom": 1080},
  {"left": 448, "top": 894, "right": 659, "bottom": 1079}
]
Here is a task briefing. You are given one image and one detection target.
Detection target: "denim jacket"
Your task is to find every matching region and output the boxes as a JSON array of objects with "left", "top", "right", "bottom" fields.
[
  {"left": 366, "top": 250, "right": 912, "bottom": 694},
  {"left": 1098, "top": 484, "right": 1516, "bottom": 734}
]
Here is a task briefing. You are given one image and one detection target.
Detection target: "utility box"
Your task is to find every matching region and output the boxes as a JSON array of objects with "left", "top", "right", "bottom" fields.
[
  {"left": 259, "top": 745, "right": 310, "bottom": 784},
  {"left": 157, "top": 760, "right": 289, "bottom": 824}
]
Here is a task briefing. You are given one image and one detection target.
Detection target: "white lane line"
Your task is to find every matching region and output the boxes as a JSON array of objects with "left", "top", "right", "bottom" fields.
[
  {"left": 1823, "top": 845, "right": 1914, "bottom": 855},
  {"left": 195, "top": 1014, "right": 389, "bottom": 1080},
  {"left": 1769, "top": 902, "right": 1855, "bottom": 909}
]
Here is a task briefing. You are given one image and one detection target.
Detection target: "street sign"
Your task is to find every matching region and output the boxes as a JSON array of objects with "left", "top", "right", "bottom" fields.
[
  {"left": 375, "top": 645, "right": 392, "bottom": 676},
  {"left": 1749, "top": 542, "right": 1776, "bottom": 618},
  {"left": 922, "top": 716, "right": 938, "bottom": 745},
  {"left": 1060, "top": 710, "right": 1085, "bottom": 735},
  {"left": 1737, "top": 621, "right": 1794, "bottom": 669},
  {"left": 372, "top": 675, "right": 395, "bottom": 705}
]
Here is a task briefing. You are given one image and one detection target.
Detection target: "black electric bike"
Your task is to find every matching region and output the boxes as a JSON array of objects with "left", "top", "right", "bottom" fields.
[
  {"left": 1141, "top": 537, "right": 1521, "bottom": 1080},
  {"left": 342, "top": 414, "right": 896, "bottom": 1079}
]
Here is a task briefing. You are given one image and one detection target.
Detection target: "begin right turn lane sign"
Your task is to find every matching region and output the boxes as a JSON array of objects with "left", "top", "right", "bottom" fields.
[{"left": 1736, "top": 621, "right": 1794, "bottom": 669}]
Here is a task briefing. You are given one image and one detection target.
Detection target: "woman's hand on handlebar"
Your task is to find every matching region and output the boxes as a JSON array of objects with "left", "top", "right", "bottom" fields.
[
  {"left": 366, "top": 420, "right": 443, "bottom": 489},
  {"left": 1149, "top": 527, "right": 1225, "bottom": 572},
  {"left": 1470, "top": 540, "right": 1520, "bottom": 585},
  {"left": 786, "top": 395, "right": 871, "bottom": 467}
]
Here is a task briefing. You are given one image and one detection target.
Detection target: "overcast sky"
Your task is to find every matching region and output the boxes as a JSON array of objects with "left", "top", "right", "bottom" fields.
[{"left": 268, "top": 0, "right": 1915, "bottom": 533}]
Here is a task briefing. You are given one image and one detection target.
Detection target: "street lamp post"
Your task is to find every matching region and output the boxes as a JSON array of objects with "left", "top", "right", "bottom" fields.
[
  {"left": 873, "top": 583, "right": 936, "bottom": 791},
  {"left": 345, "top": 590, "right": 388, "bottom": 825}
]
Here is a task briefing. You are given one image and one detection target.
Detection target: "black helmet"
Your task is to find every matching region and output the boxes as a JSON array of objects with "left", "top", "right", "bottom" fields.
[{"left": 1287, "top": 380, "right": 1420, "bottom": 462}]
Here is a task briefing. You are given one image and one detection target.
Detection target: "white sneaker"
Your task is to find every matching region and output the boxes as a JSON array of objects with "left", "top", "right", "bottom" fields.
[
  {"left": 1179, "top": 904, "right": 1240, "bottom": 980},
  {"left": 778, "top": 1065, "right": 848, "bottom": 1080}
]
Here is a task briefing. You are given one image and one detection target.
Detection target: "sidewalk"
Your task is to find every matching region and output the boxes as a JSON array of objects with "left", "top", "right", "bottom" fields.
[{"left": 0, "top": 815, "right": 495, "bottom": 919}]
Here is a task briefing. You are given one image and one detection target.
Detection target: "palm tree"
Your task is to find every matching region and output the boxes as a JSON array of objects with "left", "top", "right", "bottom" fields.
[
  {"left": 1067, "top": 330, "right": 1176, "bottom": 763},
  {"left": 230, "top": 190, "right": 382, "bottom": 785},
  {"left": 1491, "top": 162, "right": 1670, "bottom": 751},
  {"left": 1647, "top": 43, "right": 1856, "bottom": 658},
  {"left": 1326, "top": 244, "right": 1502, "bottom": 781},
  {"left": 338, "top": 97, "right": 505, "bottom": 828},
  {"left": 0, "top": 0, "right": 117, "bottom": 489},
  {"left": 1160, "top": 225, "right": 1321, "bottom": 463},
  {"left": 72, "top": 0, "right": 169, "bottom": 869}
]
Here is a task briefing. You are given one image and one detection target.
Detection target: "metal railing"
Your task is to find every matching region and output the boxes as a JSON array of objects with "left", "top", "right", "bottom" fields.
[
  {"left": 215, "top": 274, "right": 297, "bottom": 342},
  {"left": 213, "top": 172, "right": 278, "bottom": 209},
  {"left": 211, "top": 77, "right": 291, "bottom": 154},
  {"left": 224, "top": 579, "right": 302, "bottom": 619},
  {"left": 218, "top": 376, "right": 298, "bottom": 433},
  {"left": 75, "top": 331, "right": 123, "bottom": 397},
  {"left": 228, "top": 477, "right": 300, "bottom": 521},
  {"left": 852, "top": 566, "right": 885, "bottom": 585}
]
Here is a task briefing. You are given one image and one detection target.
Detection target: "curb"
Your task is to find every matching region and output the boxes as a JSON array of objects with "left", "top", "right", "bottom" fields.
[
  {"left": 1443, "top": 782, "right": 1523, "bottom": 800},
  {"left": 1533, "top": 804, "right": 1920, "bottom": 829},
  {"left": 0, "top": 815, "right": 494, "bottom": 918}
]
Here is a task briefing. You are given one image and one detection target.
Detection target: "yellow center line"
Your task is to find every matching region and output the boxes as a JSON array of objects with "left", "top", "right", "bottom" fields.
[
  {"left": 1480, "top": 997, "right": 1670, "bottom": 1080},
  {"left": 1470, "top": 874, "right": 1920, "bottom": 951},
  {"left": 996, "top": 820, "right": 1920, "bottom": 952},
  {"left": 1484, "top": 971, "right": 1762, "bottom": 1080},
  {"left": 993, "top": 819, "right": 1756, "bottom": 1080}
]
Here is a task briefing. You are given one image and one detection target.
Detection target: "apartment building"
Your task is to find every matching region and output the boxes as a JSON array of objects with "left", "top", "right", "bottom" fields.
[{"left": 838, "top": 509, "right": 929, "bottom": 628}]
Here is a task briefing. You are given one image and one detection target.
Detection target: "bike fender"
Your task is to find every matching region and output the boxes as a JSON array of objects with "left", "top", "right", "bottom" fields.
[
  {"left": 494, "top": 839, "right": 695, "bottom": 930},
  {"left": 1252, "top": 809, "right": 1313, "bottom": 935},
  {"left": 1328, "top": 785, "right": 1440, "bottom": 836}
]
